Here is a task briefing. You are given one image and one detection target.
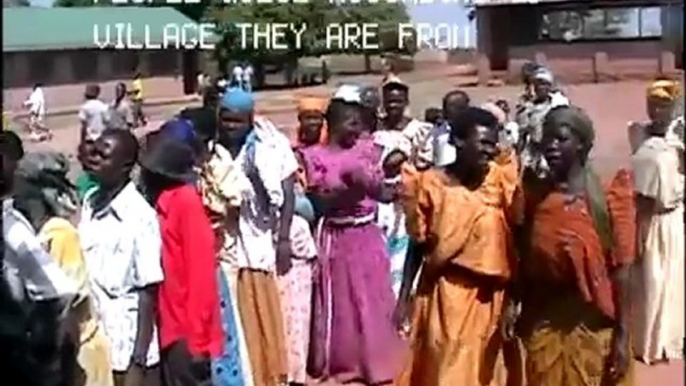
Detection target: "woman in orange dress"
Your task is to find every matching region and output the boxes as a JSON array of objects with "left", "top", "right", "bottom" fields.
[
  {"left": 516, "top": 106, "right": 635, "bottom": 386},
  {"left": 396, "top": 107, "right": 522, "bottom": 386}
]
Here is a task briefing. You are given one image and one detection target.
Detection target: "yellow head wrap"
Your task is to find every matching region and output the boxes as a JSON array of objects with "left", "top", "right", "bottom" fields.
[{"left": 647, "top": 79, "right": 681, "bottom": 101}]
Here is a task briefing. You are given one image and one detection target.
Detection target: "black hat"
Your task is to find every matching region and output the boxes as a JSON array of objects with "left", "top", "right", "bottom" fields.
[{"left": 139, "top": 133, "right": 196, "bottom": 182}]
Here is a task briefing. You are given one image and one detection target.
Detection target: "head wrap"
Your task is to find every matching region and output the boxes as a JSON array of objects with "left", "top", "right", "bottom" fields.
[
  {"left": 296, "top": 97, "right": 329, "bottom": 146},
  {"left": 220, "top": 88, "right": 255, "bottom": 112},
  {"left": 298, "top": 96, "right": 328, "bottom": 114},
  {"left": 543, "top": 105, "right": 595, "bottom": 152},
  {"left": 532, "top": 67, "right": 554, "bottom": 84},
  {"left": 647, "top": 79, "right": 681, "bottom": 101},
  {"left": 15, "top": 152, "right": 78, "bottom": 218},
  {"left": 160, "top": 118, "right": 196, "bottom": 147},
  {"left": 480, "top": 102, "right": 507, "bottom": 125}
]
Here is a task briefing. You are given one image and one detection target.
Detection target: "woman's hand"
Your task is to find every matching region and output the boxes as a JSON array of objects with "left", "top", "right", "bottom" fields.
[
  {"left": 275, "top": 238, "right": 293, "bottom": 276},
  {"left": 392, "top": 296, "right": 411, "bottom": 338}
]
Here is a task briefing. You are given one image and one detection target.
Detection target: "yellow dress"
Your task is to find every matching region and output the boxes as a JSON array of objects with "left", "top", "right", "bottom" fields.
[
  {"left": 396, "top": 153, "right": 522, "bottom": 386},
  {"left": 39, "top": 217, "right": 114, "bottom": 386}
]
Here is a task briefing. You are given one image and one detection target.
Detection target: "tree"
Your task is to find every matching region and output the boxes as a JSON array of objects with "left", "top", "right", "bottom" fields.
[{"left": 205, "top": 0, "right": 414, "bottom": 73}]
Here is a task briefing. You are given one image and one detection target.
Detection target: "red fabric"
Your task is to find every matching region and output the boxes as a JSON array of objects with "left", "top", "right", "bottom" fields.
[
  {"left": 156, "top": 184, "right": 224, "bottom": 358},
  {"left": 523, "top": 170, "right": 637, "bottom": 320}
]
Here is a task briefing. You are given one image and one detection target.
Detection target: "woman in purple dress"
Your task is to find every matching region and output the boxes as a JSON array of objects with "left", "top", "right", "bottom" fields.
[{"left": 302, "top": 94, "right": 405, "bottom": 384}]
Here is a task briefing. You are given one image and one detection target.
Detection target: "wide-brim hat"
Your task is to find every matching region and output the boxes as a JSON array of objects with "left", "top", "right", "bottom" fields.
[{"left": 139, "top": 132, "right": 196, "bottom": 182}]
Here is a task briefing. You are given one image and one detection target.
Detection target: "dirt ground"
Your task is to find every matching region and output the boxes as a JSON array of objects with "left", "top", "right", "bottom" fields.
[{"left": 15, "top": 72, "right": 685, "bottom": 386}]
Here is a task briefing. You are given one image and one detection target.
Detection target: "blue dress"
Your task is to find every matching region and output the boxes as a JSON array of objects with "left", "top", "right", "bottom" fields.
[{"left": 211, "top": 269, "right": 246, "bottom": 386}]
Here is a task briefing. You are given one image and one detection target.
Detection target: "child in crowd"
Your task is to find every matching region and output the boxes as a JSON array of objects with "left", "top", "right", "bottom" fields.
[
  {"left": 377, "top": 148, "right": 411, "bottom": 298},
  {"left": 495, "top": 99, "right": 520, "bottom": 149},
  {"left": 424, "top": 107, "right": 443, "bottom": 127}
]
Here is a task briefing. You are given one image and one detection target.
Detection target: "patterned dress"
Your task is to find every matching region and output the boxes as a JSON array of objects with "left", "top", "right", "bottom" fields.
[{"left": 277, "top": 215, "right": 317, "bottom": 384}]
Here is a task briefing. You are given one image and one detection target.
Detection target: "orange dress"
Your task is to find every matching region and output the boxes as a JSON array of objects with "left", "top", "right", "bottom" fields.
[
  {"left": 519, "top": 169, "right": 636, "bottom": 386},
  {"left": 396, "top": 152, "right": 522, "bottom": 386}
]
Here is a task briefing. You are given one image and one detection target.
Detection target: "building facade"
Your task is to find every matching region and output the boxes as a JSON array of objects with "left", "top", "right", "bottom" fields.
[
  {"left": 3, "top": 6, "right": 207, "bottom": 107},
  {"left": 474, "top": 0, "right": 683, "bottom": 82}
]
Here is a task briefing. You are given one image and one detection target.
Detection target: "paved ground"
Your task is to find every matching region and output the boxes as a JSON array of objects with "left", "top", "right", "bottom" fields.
[{"left": 13, "top": 72, "right": 684, "bottom": 386}]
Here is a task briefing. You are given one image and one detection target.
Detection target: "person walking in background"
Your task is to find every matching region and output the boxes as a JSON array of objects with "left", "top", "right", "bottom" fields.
[
  {"left": 109, "top": 83, "right": 134, "bottom": 131},
  {"left": 13, "top": 152, "right": 113, "bottom": 386},
  {"left": 78, "top": 84, "right": 110, "bottom": 143},
  {"left": 23, "top": 83, "right": 51, "bottom": 142},
  {"left": 131, "top": 72, "right": 147, "bottom": 128},
  {"left": 631, "top": 79, "right": 684, "bottom": 365},
  {"left": 242, "top": 64, "right": 253, "bottom": 92},
  {"left": 79, "top": 129, "right": 163, "bottom": 386},
  {"left": 139, "top": 133, "right": 224, "bottom": 385},
  {"left": 516, "top": 106, "right": 635, "bottom": 386},
  {"left": 231, "top": 65, "right": 244, "bottom": 90}
]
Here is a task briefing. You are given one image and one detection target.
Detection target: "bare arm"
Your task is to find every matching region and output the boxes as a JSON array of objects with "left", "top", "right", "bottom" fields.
[
  {"left": 278, "top": 174, "right": 296, "bottom": 243},
  {"left": 397, "top": 241, "right": 423, "bottom": 306}
]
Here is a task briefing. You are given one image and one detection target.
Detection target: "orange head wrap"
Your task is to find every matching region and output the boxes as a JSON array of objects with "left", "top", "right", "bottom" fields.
[
  {"left": 296, "top": 96, "right": 329, "bottom": 146},
  {"left": 298, "top": 96, "right": 328, "bottom": 114}
]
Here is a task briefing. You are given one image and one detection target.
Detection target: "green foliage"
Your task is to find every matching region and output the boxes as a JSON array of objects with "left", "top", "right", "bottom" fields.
[
  {"left": 50, "top": 0, "right": 416, "bottom": 71},
  {"left": 205, "top": 0, "right": 415, "bottom": 67}
]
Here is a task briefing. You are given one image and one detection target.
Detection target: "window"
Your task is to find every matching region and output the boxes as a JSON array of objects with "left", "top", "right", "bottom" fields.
[
  {"left": 640, "top": 7, "right": 663, "bottom": 37},
  {"left": 540, "top": 6, "right": 663, "bottom": 41}
]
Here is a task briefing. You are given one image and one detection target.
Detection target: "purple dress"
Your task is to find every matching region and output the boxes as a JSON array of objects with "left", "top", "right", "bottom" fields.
[{"left": 302, "top": 142, "right": 405, "bottom": 384}]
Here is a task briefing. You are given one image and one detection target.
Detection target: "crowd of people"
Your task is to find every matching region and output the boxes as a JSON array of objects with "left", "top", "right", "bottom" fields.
[{"left": 1, "top": 62, "right": 684, "bottom": 386}]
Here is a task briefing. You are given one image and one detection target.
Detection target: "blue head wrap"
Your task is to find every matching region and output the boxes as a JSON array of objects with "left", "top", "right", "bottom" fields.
[
  {"left": 220, "top": 88, "right": 255, "bottom": 113},
  {"left": 160, "top": 119, "right": 196, "bottom": 146}
]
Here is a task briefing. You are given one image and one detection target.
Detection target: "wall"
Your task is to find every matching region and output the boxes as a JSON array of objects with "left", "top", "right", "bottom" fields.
[
  {"left": 3, "top": 49, "right": 182, "bottom": 90},
  {"left": 476, "top": 2, "right": 682, "bottom": 82},
  {"left": 3, "top": 49, "right": 187, "bottom": 111},
  {"left": 508, "top": 40, "right": 667, "bottom": 83}
]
